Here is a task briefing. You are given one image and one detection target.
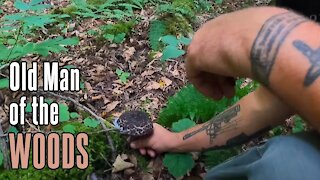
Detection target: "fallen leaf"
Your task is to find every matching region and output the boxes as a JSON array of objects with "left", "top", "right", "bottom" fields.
[
  {"left": 112, "top": 155, "right": 135, "bottom": 173},
  {"left": 145, "top": 81, "right": 160, "bottom": 90},
  {"left": 161, "top": 77, "right": 172, "bottom": 87},
  {"left": 84, "top": 82, "right": 93, "bottom": 91},
  {"left": 158, "top": 79, "right": 166, "bottom": 88},
  {"left": 123, "top": 47, "right": 136, "bottom": 61},
  {"left": 106, "top": 101, "right": 120, "bottom": 112},
  {"left": 91, "top": 95, "right": 103, "bottom": 101},
  {"left": 141, "top": 70, "right": 155, "bottom": 77}
]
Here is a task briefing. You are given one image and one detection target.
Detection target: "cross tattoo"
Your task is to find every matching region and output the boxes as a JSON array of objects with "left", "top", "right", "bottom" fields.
[{"left": 293, "top": 40, "right": 320, "bottom": 86}]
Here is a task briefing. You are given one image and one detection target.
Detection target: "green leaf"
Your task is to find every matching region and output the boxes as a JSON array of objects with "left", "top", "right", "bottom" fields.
[
  {"left": 33, "top": 37, "right": 79, "bottom": 56},
  {"left": 84, "top": 117, "right": 100, "bottom": 128},
  {"left": 63, "top": 65, "right": 76, "bottom": 70},
  {"left": 179, "top": 37, "right": 192, "bottom": 45},
  {"left": 80, "top": 82, "right": 85, "bottom": 89},
  {"left": 45, "top": 99, "right": 53, "bottom": 104},
  {"left": 116, "top": 68, "right": 123, "bottom": 76},
  {"left": 7, "top": 39, "right": 16, "bottom": 45},
  {"left": 0, "top": 150, "right": 3, "bottom": 166},
  {"left": 25, "top": 103, "right": 32, "bottom": 113},
  {"left": 14, "top": 0, "right": 30, "bottom": 10},
  {"left": 103, "top": 34, "right": 114, "bottom": 41},
  {"left": 161, "top": 45, "right": 185, "bottom": 61},
  {"left": 59, "top": 104, "right": 70, "bottom": 122},
  {"left": 163, "top": 153, "right": 195, "bottom": 178},
  {"left": 215, "top": 0, "right": 223, "bottom": 4},
  {"left": 161, "top": 35, "right": 179, "bottom": 46},
  {"left": 63, "top": 124, "right": 76, "bottom": 134},
  {"left": 87, "top": 29, "right": 98, "bottom": 36},
  {"left": 30, "top": 0, "right": 45, "bottom": 6},
  {"left": 70, "top": 112, "right": 80, "bottom": 119},
  {"left": 9, "top": 126, "right": 19, "bottom": 134},
  {"left": 120, "top": 72, "right": 130, "bottom": 83},
  {"left": 293, "top": 116, "right": 305, "bottom": 133},
  {"left": 171, "top": 118, "right": 196, "bottom": 132},
  {"left": 0, "top": 78, "right": 9, "bottom": 89},
  {"left": 114, "top": 33, "right": 126, "bottom": 44},
  {"left": 148, "top": 20, "right": 166, "bottom": 51}
]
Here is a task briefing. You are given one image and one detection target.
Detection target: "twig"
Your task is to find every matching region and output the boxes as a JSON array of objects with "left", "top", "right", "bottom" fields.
[
  {"left": 0, "top": 64, "right": 9, "bottom": 72},
  {"left": 39, "top": 90, "right": 117, "bottom": 162},
  {"left": 25, "top": 119, "right": 41, "bottom": 132},
  {"left": 6, "top": 26, "right": 22, "bottom": 62}
]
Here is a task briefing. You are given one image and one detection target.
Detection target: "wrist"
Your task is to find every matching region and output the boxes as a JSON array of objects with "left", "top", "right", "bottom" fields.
[{"left": 167, "top": 132, "right": 184, "bottom": 152}]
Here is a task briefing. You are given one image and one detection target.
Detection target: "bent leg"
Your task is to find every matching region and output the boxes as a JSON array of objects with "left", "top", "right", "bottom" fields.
[{"left": 205, "top": 131, "right": 320, "bottom": 180}]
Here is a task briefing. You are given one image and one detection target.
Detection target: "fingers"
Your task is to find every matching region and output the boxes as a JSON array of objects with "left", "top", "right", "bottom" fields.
[
  {"left": 138, "top": 148, "right": 156, "bottom": 157},
  {"left": 130, "top": 139, "right": 147, "bottom": 149},
  {"left": 218, "top": 77, "right": 236, "bottom": 98},
  {"left": 139, "top": 148, "right": 146, "bottom": 155},
  {"left": 147, "top": 149, "right": 156, "bottom": 157}
]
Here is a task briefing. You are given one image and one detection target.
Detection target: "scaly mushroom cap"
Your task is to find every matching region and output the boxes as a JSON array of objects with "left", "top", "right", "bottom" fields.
[{"left": 113, "top": 111, "right": 153, "bottom": 137}]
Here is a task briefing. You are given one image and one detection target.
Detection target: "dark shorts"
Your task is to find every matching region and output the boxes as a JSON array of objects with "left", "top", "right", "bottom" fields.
[{"left": 205, "top": 132, "right": 320, "bottom": 180}]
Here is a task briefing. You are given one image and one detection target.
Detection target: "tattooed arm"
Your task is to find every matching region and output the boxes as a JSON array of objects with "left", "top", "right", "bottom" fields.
[
  {"left": 187, "top": 7, "right": 320, "bottom": 131},
  {"left": 171, "top": 86, "right": 292, "bottom": 152},
  {"left": 130, "top": 87, "right": 292, "bottom": 154}
]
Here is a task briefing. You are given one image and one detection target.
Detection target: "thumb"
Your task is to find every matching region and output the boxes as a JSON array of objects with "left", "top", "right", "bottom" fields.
[{"left": 130, "top": 138, "right": 150, "bottom": 149}]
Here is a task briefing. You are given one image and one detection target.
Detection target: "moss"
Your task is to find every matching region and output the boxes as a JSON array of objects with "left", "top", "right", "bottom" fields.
[
  {"left": 101, "top": 21, "right": 136, "bottom": 35},
  {"left": 87, "top": 0, "right": 106, "bottom": 6},
  {"left": 161, "top": 14, "right": 193, "bottom": 36},
  {"left": 61, "top": 5, "right": 78, "bottom": 17},
  {"left": 172, "top": 0, "right": 196, "bottom": 19}
]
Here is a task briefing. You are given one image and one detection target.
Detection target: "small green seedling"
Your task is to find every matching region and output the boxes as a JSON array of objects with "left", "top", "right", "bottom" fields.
[{"left": 116, "top": 68, "right": 130, "bottom": 84}]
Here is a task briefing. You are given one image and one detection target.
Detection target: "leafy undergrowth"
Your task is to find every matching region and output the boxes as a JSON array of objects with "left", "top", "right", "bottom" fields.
[
  {"left": 158, "top": 79, "right": 258, "bottom": 127},
  {"left": 0, "top": 0, "right": 305, "bottom": 179}
]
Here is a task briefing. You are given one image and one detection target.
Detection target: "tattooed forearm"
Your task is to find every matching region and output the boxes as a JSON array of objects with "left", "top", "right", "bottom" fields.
[
  {"left": 183, "top": 105, "right": 240, "bottom": 144},
  {"left": 204, "top": 127, "right": 271, "bottom": 151},
  {"left": 251, "top": 12, "right": 308, "bottom": 85},
  {"left": 293, "top": 40, "right": 320, "bottom": 86}
]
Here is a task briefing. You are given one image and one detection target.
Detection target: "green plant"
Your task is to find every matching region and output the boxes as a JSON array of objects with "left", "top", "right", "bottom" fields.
[
  {"left": 163, "top": 118, "right": 196, "bottom": 178},
  {"left": 69, "top": 0, "right": 143, "bottom": 20},
  {"left": 157, "top": 0, "right": 196, "bottom": 21},
  {"left": 0, "top": 78, "right": 9, "bottom": 89},
  {"left": 160, "top": 35, "right": 191, "bottom": 61},
  {"left": 158, "top": 79, "right": 257, "bottom": 127},
  {"left": 0, "top": 0, "right": 78, "bottom": 63},
  {"left": 116, "top": 68, "right": 130, "bottom": 84},
  {"left": 203, "top": 148, "right": 239, "bottom": 168},
  {"left": 292, "top": 116, "right": 306, "bottom": 133},
  {"left": 148, "top": 20, "right": 167, "bottom": 51},
  {"left": 100, "top": 21, "right": 134, "bottom": 43}
]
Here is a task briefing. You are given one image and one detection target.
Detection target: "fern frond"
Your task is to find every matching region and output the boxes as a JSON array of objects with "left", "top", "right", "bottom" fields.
[{"left": 148, "top": 20, "right": 166, "bottom": 51}]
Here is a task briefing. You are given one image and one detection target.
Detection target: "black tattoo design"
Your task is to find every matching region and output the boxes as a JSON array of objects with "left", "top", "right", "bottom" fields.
[
  {"left": 203, "top": 127, "right": 271, "bottom": 151},
  {"left": 251, "top": 12, "right": 308, "bottom": 85},
  {"left": 293, "top": 40, "right": 320, "bottom": 86},
  {"left": 183, "top": 105, "right": 240, "bottom": 144}
]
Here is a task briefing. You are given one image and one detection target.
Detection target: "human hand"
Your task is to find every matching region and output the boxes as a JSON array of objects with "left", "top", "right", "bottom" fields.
[
  {"left": 186, "top": 7, "right": 287, "bottom": 100},
  {"left": 130, "top": 123, "right": 180, "bottom": 157}
]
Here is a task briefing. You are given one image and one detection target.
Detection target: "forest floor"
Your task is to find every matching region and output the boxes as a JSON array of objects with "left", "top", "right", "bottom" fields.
[{"left": 0, "top": 0, "right": 289, "bottom": 179}]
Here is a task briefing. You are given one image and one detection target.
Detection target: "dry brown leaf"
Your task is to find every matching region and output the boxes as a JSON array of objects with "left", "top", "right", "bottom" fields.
[
  {"left": 84, "top": 82, "right": 92, "bottom": 92},
  {"left": 123, "top": 47, "right": 136, "bottom": 61},
  {"left": 141, "top": 173, "right": 154, "bottom": 180},
  {"left": 112, "top": 155, "right": 135, "bottom": 173},
  {"left": 145, "top": 81, "right": 160, "bottom": 90},
  {"left": 161, "top": 77, "right": 172, "bottom": 87},
  {"left": 105, "top": 101, "right": 120, "bottom": 112},
  {"left": 91, "top": 95, "right": 103, "bottom": 101},
  {"left": 141, "top": 70, "right": 155, "bottom": 77}
]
